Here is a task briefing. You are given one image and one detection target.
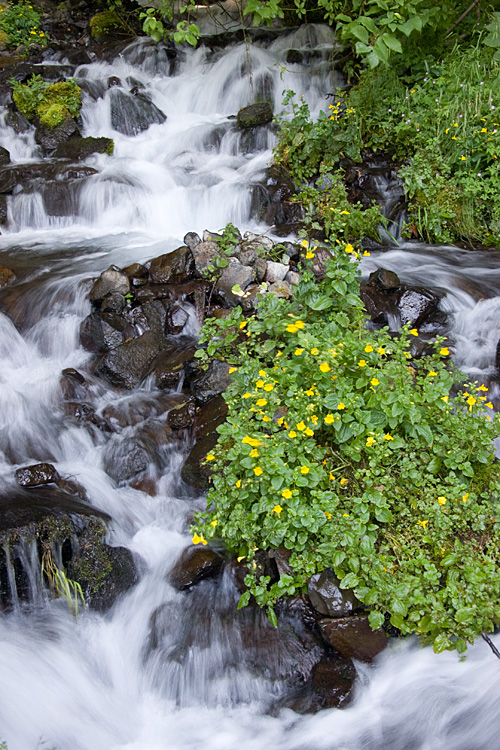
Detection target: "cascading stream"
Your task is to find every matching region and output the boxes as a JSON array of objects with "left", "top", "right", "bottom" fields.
[{"left": 0, "top": 25, "right": 500, "bottom": 750}]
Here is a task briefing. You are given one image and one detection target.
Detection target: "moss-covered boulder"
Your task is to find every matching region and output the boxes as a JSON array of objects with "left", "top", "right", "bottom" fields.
[
  {"left": 12, "top": 75, "right": 82, "bottom": 130},
  {"left": 54, "top": 136, "right": 114, "bottom": 160},
  {"left": 237, "top": 102, "right": 273, "bottom": 129},
  {"left": 89, "top": 10, "right": 131, "bottom": 43}
]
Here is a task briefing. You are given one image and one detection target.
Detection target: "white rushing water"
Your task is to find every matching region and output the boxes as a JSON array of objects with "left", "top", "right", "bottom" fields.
[{"left": 1, "top": 24, "right": 500, "bottom": 750}]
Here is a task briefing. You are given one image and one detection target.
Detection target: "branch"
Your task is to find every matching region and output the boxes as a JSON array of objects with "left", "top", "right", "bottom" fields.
[
  {"left": 482, "top": 631, "right": 500, "bottom": 660},
  {"left": 445, "top": 0, "right": 480, "bottom": 37}
]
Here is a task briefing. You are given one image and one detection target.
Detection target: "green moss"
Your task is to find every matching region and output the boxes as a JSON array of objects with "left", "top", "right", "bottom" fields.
[
  {"left": 11, "top": 75, "right": 81, "bottom": 129},
  {"left": 89, "top": 10, "right": 130, "bottom": 43},
  {"left": 38, "top": 102, "right": 69, "bottom": 128}
]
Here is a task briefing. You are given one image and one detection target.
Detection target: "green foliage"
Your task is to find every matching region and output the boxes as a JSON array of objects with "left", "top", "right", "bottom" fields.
[
  {"left": 0, "top": 1, "right": 47, "bottom": 49},
  {"left": 89, "top": 9, "right": 132, "bottom": 42},
  {"left": 41, "top": 550, "right": 85, "bottom": 616},
  {"left": 202, "top": 223, "right": 241, "bottom": 281},
  {"left": 139, "top": 0, "right": 199, "bottom": 46},
  {"left": 10, "top": 75, "right": 82, "bottom": 129},
  {"left": 193, "top": 233, "right": 500, "bottom": 654}
]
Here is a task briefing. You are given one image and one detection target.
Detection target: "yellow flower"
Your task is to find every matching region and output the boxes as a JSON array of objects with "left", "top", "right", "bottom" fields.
[
  {"left": 439, "top": 347, "right": 450, "bottom": 356},
  {"left": 305, "top": 428, "right": 314, "bottom": 436},
  {"left": 371, "top": 378, "right": 380, "bottom": 386},
  {"left": 263, "top": 383, "right": 273, "bottom": 392},
  {"left": 288, "top": 430, "right": 297, "bottom": 438},
  {"left": 345, "top": 244, "right": 354, "bottom": 253},
  {"left": 242, "top": 436, "right": 261, "bottom": 447},
  {"left": 486, "top": 402, "right": 494, "bottom": 408},
  {"left": 295, "top": 320, "right": 305, "bottom": 329},
  {"left": 211, "top": 519, "right": 218, "bottom": 527},
  {"left": 467, "top": 395, "right": 476, "bottom": 407},
  {"left": 445, "top": 128, "right": 450, "bottom": 134},
  {"left": 481, "top": 127, "right": 487, "bottom": 133},
  {"left": 340, "top": 210, "right": 350, "bottom": 215},
  {"left": 311, "top": 348, "right": 319, "bottom": 355},
  {"left": 462, "top": 493, "right": 469, "bottom": 502},
  {"left": 306, "top": 251, "right": 315, "bottom": 259},
  {"left": 337, "top": 402, "right": 346, "bottom": 410},
  {"left": 250, "top": 448, "right": 259, "bottom": 457},
  {"left": 342, "top": 513, "right": 350, "bottom": 518},
  {"left": 258, "top": 369, "right": 267, "bottom": 377},
  {"left": 324, "top": 414, "right": 334, "bottom": 424},
  {"left": 273, "top": 504, "right": 282, "bottom": 515},
  {"left": 383, "top": 433, "right": 394, "bottom": 440},
  {"left": 358, "top": 359, "right": 367, "bottom": 367},
  {"left": 239, "top": 321, "right": 247, "bottom": 329},
  {"left": 295, "top": 348, "right": 304, "bottom": 356},
  {"left": 364, "top": 345, "right": 373, "bottom": 353},
  {"left": 437, "top": 496, "right": 447, "bottom": 505},
  {"left": 441, "top": 395, "right": 449, "bottom": 403},
  {"left": 262, "top": 415, "right": 270, "bottom": 422},
  {"left": 229, "top": 367, "right": 237, "bottom": 374},
  {"left": 235, "top": 480, "right": 241, "bottom": 488},
  {"left": 254, "top": 467, "right": 263, "bottom": 476},
  {"left": 461, "top": 155, "right": 466, "bottom": 161},
  {"left": 297, "top": 421, "right": 306, "bottom": 431},
  {"left": 417, "top": 519, "right": 428, "bottom": 528},
  {"left": 404, "top": 352, "right": 411, "bottom": 359},
  {"left": 206, "top": 454, "right": 215, "bottom": 461},
  {"left": 256, "top": 398, "right": 267, "bottom": 407},
  {"left": 282, "top": 489, "right": 292, "bottom": 499},
  {"left": 242, "top": 392, "right": 252, "bottom": 399},
  {"left": 237, "top": 555, "right": 245, "bottom": 562},
  {"left": 286, "top": 324, "right": 298, "bottom": 333},
  {"left": 256, "top": 379, "right": 264, "bottom": 388},
  {"left": 192, "top": 533, "right": 207, "bottom": 546},
  {"left": 377, "top": 347, "right": 385, "bottom": 355},
  {"left": 409, "top": 329, "right": 418, "bottom": 336},
  {"left": 453, "top": 122, "right": 458, "bottom": 127},
  {"left": 477, "top": 385, "right": 488, "bottom": 392},
  {"left": 340, "top": 477, "right": 348, "bottom": 486},
  {"left": 366, "top": 436, "right": 376, "bottom": 447},
  {"left": 324, "top": 511, "right": 332, "bottom": 519},
  {"left": 363, "top": 250, "right": 371, "bottom": 256},
  {"left": 319, "top": 363, "right": 331, "bottom": 373},
  {"left": 300, "top": 466, "right": 310, "bottom": 474},
  {"left": 427, "top": 371, "right": 437, "bottom": 377}
]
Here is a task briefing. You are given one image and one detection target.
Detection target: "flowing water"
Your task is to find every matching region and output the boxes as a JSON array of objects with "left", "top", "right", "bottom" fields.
[{"left": 1, "top": 25, "right": 500, "bottom": 750}]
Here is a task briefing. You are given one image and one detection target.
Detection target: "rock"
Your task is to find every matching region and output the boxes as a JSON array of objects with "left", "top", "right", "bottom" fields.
[
  {"left": 167, "top": 398, "right": 196, "bottom": 430},
  {"left": 307, "top": 246, "right": 331, "bottom": 279},
  {"left": 265, "top": 261, "right": 289, "bottom": 283},
  {"left": 102, "top": 392, "right": 184, "bottom": 429},
  {"left": 193, "top": 395, "right": 228, "bottom": 438},
  {"left": 166, "top": 303, "right": 189, "bottom": 335},
  {"left": 54, "top": 136, "right": 114, "bottom": 160},
  {"left": 89, "top": 11, "right": 132, "bottom": 43},
  {"left": 397, "top": 288, "right": 441, "bottom": 327},
  {"left": 181, "top": 432, "right": 218, "bottom": 491},
  {"left": 311, "top": 658, "right": 356, "bottom": 709},
  {"left": 369, "top": 267, "right": 400, "bottom": 291},
  {"left": 0, "top": 168, "right": 17, "bottom": 193},
  {"left": 80, "top": 312, "right": 112, "bottom": 353},
  {"left": 149, "top": 345, "right": 197, "bottom": 390},
  {"left": 191, "top": 240, "right": 218, "bottom": 277},
  {"left": 285, "top": 270, "right": 300, "bottom": 286},
  {"left": 319, "top": 616, "right": 388, "bottom": 662},
  {"left": 89, "top": 266, "right": 130, "bottom": 304},
  {"left": 237, "top": 102, "right": 273, "bottom": 128},
  {"left": 253, "top": 257, "right": 267, "bottom": 283},
  {"left": 103, "top": 438, "right": 149, "bottom": 484},
  {"left": 16, "top": 463, "right": 59, "bottom": 487},
  {"left": 123, "top": 262, "right": 148, "bottom": 284},
  {"left": 0, "top": 194, "right": 7, "bottom": 225},
  {"left": 359, "top": 283, "right": 395, "bottom": 325},
  {"left": 286, "top": 49, "right": 303, "bottom": 64},
  {"left": 0, "top": 264, "right": 14, "bottom": 287},
  {"left": 109, "top": 87, "right": 166, "bottom": 136},
  {"left": 34, "top": 114, "right": 80, "bottom": 153},
  {"left": 183, "top": 231, "right": 202, "bottom": 251},
  {"left": 215, "top": 261, "right": 255, "bottom": 306},
  {"left": 60, "top": 368, "right": 90, "bottom": 401},
  {"left": 268, "top": 280, "right": 292, "bottom": 298},
  {"left": 190, "top": 360, "right": 230, "bottom": 404},
  {"left": 240, "top": 283, "right": 261, "bottom": 311},
  {"left": 97, "top": 330, "right": 166, "bottom": 389},
  {"left": 169, "top": 546, "right": 224, "bottom": 590},
  {"left": 308, "top": 570, "right": 361, "bottom": 617},
  {"left": 251, "top": 164, "right": 303, "bottom": 229},
  {"left": 77, "top": 545, "right": 137, "bottom": 612},
  {"left": 64, "top": 402, "right": 113, "bottom": 433},
  {"left": 0, "top": 146, "right": 10, "bottom": 166},
  {"left": 149, "top": 246, "right": 194, "bottom": 285}
]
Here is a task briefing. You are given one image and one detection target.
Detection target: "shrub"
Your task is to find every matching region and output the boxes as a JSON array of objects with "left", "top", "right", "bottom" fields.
[
  {"left": 193, "top": 235, "right": 500, "bottom": 653},
  {"left": 10, "top": 75, "right": 82, "bottom": 129},
  {"left": 0, "top": 1, "right": 47, "bottom": 49}
]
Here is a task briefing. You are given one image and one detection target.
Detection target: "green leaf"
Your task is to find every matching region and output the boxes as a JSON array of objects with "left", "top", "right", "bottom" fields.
[
  {"left": 415, "top": 424, "right": 433, "bottom": 447},
  {"left": 237, "top": 591, "right": 251, "bottom": 609},
  {"left": 374, "top": 507, "right": 393, "bottom": 523},
  {"left": 351, "top": 24, "right": 369, "bottom": 45},
  {"left": 368, "top": 610, "right": 385, "bottom": 630},
  {"left": 381, "top": 33, "right": 402, "bottom": 53},
  {"left": 399, "top": 15, "right": 422, "bottom": 36},
  {"left": 339, "top": 572, "right": 360, "bottom": 588},
  {"left": 267, "top": 605, "right": 278, "bottom": 627},
  {"left": 271, "top": 475, "right": 284, "bottom": 491},
  {"left": 484, "top": 12, "right": 500, "bottom": 48}
]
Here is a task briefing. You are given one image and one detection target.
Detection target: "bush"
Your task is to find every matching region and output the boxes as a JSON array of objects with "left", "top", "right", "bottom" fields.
[
  {"left": 193, "top": 236, "right": 500, "bottom": 653},
  {"left": 0, "top": 1, "right": 47, "bottom": 49},
  {"left": 11, "top": 75, "right": 81, "bottom": 129}
]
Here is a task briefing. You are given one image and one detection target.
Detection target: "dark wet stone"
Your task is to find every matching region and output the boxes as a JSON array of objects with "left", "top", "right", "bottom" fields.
[
  {"left": 149, "top": 246, "right": 194, "bottom": 285},
  {"left": 89, "top": 265, "right": 130, "bottom": 304},
  {"left": 103, "top": 438, "right": 148, "bottom": 484},
  {"left": 55, "top": 477, "right": 88, "bottom": 501},
  {"left": 109, "top": 87, "right": 166, "bottom": 136},
  {"left": 4, "top": 109, "right": 30, "bottom": 133},
  {"left": 190, "top": 359, "right": 230, "bottom": 404},
  {"left": 167, "top": 398, "right": 196, "bottom": 430},
  {"left": 359, "top": 283, "right": 396, "bottom": 325},
  {"left": 149, "top": 345, "right": 197, "bottom": 390},
  {"left": 193, "top": 395, "right": 228, "bottom": 437},
  {"left": 369, "top": 267, "right": 400, "bottom": 291},
  {"left": 102, "top": 392, "right": 184, "bottom": 429},
  {"left": 237, "top": 102, "right": 273, "bottom": 128},
  {"left": 251, "top": 164, "right": 303, "bottom": 228},
  {"left": 397, "top": 288, "right": 441, "bottom": 327},
  {"left": 308, "top": 570, "right": 361, "bottom": 617},
  {"left": 64, "top": 402, "right": 113, "bottom": 433},
  {"left": 319, "top": 615, "right": 388, "bottom": 662},
  {"left": 97, "top": 330, "right": 167, "bottom": 389},
  {"left": 123, "top": 262, "right": 148, "bottom": 285},
  {"left": 181, "top": 432, "right": 218, "bottom": 491},
  {"left": 191, "top": 240, "right": 218, "bottom": 277},
  {"left": 170, "top": 546, "right": 224, "bottom": 590},
  {"left": 60, "top": 368, "right": 90, "bottom": 401},
  {"left": 215, "top": 261, "right": 255, "bottom": 306},
  {"left": 0, "top": 194, "right": 7, "bottom": 225},
  {"left": 133, "top": 300, "right": 167, "bottom": 338},
  {"left": 286, "top": 48, "right": 303, "bottom": 64},
  {"left": 0, "top": 264, "right": 14, "bottom": 286},
  {"left": 0, "top": 167, "right": 17, "bottom": 193},
  {"left": 183, "top": 231, "right": 202, "bottom": 251},
  {"left": 16, "top": 463, "right": 59, "bottom": 487},
  {"left": 34, "top": 114, "right": 80, "bottom": 153},
  {"left": 54, "top": 136, "right": 114, "bottom": 160},
  {"left": 166, "top": 303, "right": 188, "bottom": 335},
  {"left": 81, "top": 545, "right": 137, "bottom": 612},
  {"left": 0, "top": 146, "right": 10, "bottom": 166},
  {"left": 311, "top": 658, "right": 356, "bottom": 709},
  {"left": 80, "top": 312, "right": 108, "bottom": 353}
]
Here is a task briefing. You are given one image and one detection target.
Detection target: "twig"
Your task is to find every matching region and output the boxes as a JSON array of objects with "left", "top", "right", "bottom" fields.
[
  {"left": 445, "top": 0, "right": 480, "bottom": 36},
  {"left": 482, "top": 631, "right": 500, "bottom": 660}
]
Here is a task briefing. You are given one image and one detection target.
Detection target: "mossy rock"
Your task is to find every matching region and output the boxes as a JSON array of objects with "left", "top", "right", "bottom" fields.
[
  {"left": 54, "top": 136, "right": 114, "bottom": 160},
  {"left": 237, "top": 102, "right": 273, "bottom": 129},
  {"left": 89, "top": 10, "right": 131, "bottom": 43},
  {"left": 12, "top": 76, "right": 82, "bottom": 129}
]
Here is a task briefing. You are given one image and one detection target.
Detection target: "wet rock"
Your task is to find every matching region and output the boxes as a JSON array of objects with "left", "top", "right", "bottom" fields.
[
  {"left": 16, "top": 463, "right": 59, "bottom": 487},
  {"left": 97, "top": 330, "right": 166, "bottom": 389},
  {"left": 149, "top": 246, "right": 194, "bottom": 285},
  {"left": 215, "top": 261, "right": 255, "bottom": 306},
  {"left": 79, "top": 545, "right": 137, "bottom": 612},
  {"left": 190, "top": 359, "right": 230, "bottom": 404},
  {"left": 55, "top": 477, "right": 88, "bottom": 501},
  {"left": 319, "top": 615, "right": 388, "bottom": 662},
  {"left": 254, "top": 257, "right": 267, "bottom": 283},
  {"left": 60, "top": 368, "right": 90, "bottom": 401},
  {"left": 34, "top": 114, "right": 80, "bottom": 153},
  {"left": 311, "top": 658, "right": 356, "bottom": 709},
  {"left": 89, "top": 11, "right": 133, "bottom": 43},
  {"left": 80, "top": 313, "right": 110, "bottom": 353},
  {"left": 103, "top": 438, "right": 149, "bottom": 484},
  {"left": 181, "top": 432, "right": 218, "bottom": 491},
  {"left": 170, "top": 546, "right": 224, "bottom": 590},
  {"left": 268, "top": 280, "right": 292, "bottom": 298},
  {"left": 123, "top": 262, "right": 148, "bottom": 285},
  {"left": 0, "top": 264, "right": 15, "bottom": 287},
  {"left": 0, "top": 168, "right": 17, "bottom": 194},
  {"left": 109, "top": 87, "right": 166, "bottom": 136},
  {"left": 308, "top": 570, "right": 361, "bottom": 617},
  {"left": 149, "top": 345, "right": 197, "bottom": 390},
  {"left": 397, "top": 288, "right": 441, "bottom": 327},
  {"left": 359, "top": 283, "right": 396, "bottom": 325},
  {"left": 89, "top": 266, "right": 130, "bottom": 305},
  {"left": 285, "top": 270, "right": 300, "bottom": 286},
  {"left": 4, "top": 109, "right": 30, "bottom": 134},
  {"left": 166, "top": 303, "right": 189, "bottom": 335},
  {"left": 0, "top": 194, "right": 7, "bottom": 225},
  {"left": 54, "top": 136, "right": 114, "bottom": 160},
  {"left": 369, "top": 267, "right": 400, "bottom": 291},
  {"left": 102, "top": 392, "right": 184, "bottom": 429},
  {"left": 132, "top": 300, "right": 167, "bottom": 338},
  {"left": 0, "top": 146, "right": 10, "bottom": 166},
  {"left": 265, "top": 260, "right": 289, "bottom": 283},
  {"left": 64, "top": 402, "right": 113, "bottom": 433},
  {"left": 183, "top": 231, "right": 202, "bottom": 251},
  {"left": 167, "top": 398, "right": 197, "bottom": 430},
  {"left": 286, "top": 49, "right": 303, "bottom": 64},
  {"left": 191, "top": 240, "right": 218, "bottom": 277},
  {"left": 237, "top": 102, "right": 273, "bottom": 128},
  {"left": 251, "top": 164, "right": 303, "bottom": 229},
  {"left": 193, "top": 395, "right": 228, "bottom": 438},
  {"left": 240, "top": 283, "right": 261, "bottom": 311},
  {"left": 307, "top": 246, "right": 331, "bottom": 279}
]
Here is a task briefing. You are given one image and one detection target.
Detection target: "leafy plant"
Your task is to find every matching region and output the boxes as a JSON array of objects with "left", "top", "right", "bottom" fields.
[
  {"left": 0, "top": 1, "right": 48, "bottom": 49},
  {"left": 202, "top": 223, "right": 241, "bottom": 281},
  {"left": 41, "top": 550, "right": 85, "bottom": 616},
  {"left": 10, "top": 75, "right": 81, "bottom": 129},
  {"left": 139, "top": 0, "right": 200, "bottom": 46},
  {"left": 193, "top": 231, "right": 500, "bottom": 654}
]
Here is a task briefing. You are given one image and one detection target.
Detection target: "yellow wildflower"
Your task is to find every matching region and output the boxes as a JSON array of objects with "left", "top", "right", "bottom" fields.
[
  {"left": 249, "top": 448, "right": 259, "bottom": 457},
  {"left": 437, "top": 496, "right": 447, "bottom": 505},
  {"left": 340, "top": 477, "right": 348, "bottom": 486},
  {"left": 272, "top": 505, "right": 282, "bottom": 515},
  {"left": 295, "top": 320, "right": 305, "bottom": 329},
  {"left": 242, "top": 393, "right": 252, "bottom": 399},
  {"left": 239, "top": 321, "right": 247, "bottom": 329},
  {"left": 467, "top": 395, "right": 476, "bottom": 407},
  {"left": 383, "top": 433, "right": 394, "bottom": 441},
  {"left": 305, "top": 428, "right": 314, "bottom": 436},
  {"left": 297, "top": 421, "right": 306, "bottom": 431},
  {"left": 295, "top": 348, "right": 304, "bottom": 356},
  {"left": 288, "top": 430, "right": 297, "bottom": 438},
  {"left": 211, "top": 519, "right": 218, "bottom": 528},
  {"left": 254, "top": 467, "right": 263, "bottom": 476},
  {"left": 365, "top": 345, "right": 374, "bottom": 353},
  {"left": 371, "top": 378, "right": 380, "bottom": 386},
  {"left": 417, "top": 520, "right": 428, "bottom": 528},
  {"left": 345, "top": 244, "right": 354, "bottom": 253},
  {"left": 319, "top": 363, "right": 331, "bottom": 373},
  {"left": 358, "top": 359, "right": 367, "bottom": 367},
  {"left": 235, "top": 480, "right": 241, "bottom": 488},
  {"left": 324, "top": 414, "right": 335, "bottom": 424},
  {"left": 300, "top": 466, "right": 310, "bottom": 474},
  {"left": 409, "top": 329, "right": 418, "bottom": 336},
  {"left": 192, "top": 533, "right": 207, "bottom": 546},
  {"left": 477, "top": 385, "right": 488, "bottom": 392},
  {"left": 337, "top": 402, "right": 346, "bottom": 410},
  {"left": 256, "top": 398, "right": 267, "bottom": 407},
  {"left": 439, "top": 347, "right": 450, "bottom": 356},
  {"left": 229, "top": 367, "right": 237, "bottom": 374},
  {"left": 206, "top": 454, "right": 215, "bottom": 461},
  {"left": 286, "top": 324, "right": 298, "bottom": 333},
  {"left": 282, "top": 489, "right": 292, "bottom": 499},
  {"left": 428, "top": 371, "right": 437, "bottom": 377},
  {"left": 311, "top": 348, "right": 319, "bottom": 355},
  {"left": 306, "top": 250, "right": 315, "bottom": 259},
  {"left": 324, "top": 511, "right": 332, "bottom": 519},
  {"left": 366, "top": 436, "right": 376, "bottom": 447}
]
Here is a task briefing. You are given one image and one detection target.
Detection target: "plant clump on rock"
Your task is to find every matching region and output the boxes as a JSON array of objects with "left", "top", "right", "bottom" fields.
[{"left": 10, "top": 74, "right": 81, "bottom": 129}]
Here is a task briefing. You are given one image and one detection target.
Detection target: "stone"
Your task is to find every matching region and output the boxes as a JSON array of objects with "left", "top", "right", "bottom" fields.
[
  {"left": 240, "top": 283, "right": 261, "bottom": 312},
  {"left": 0, "top": 146, "right": 10, "bottom": 166},
  {"left": 16, "top": 463, "right": 59, "bottom": 487},
  {"left": 80, "top": 313, "right": 108, "bottom": 353},
  {"left": 34, "top": 114, "right": 80, "bottom": 153},
  {"left": 369, "top": 267, "right": 400, "bottom": 291},
  {"left": 190, "top": 359, "right": 230, "bottom": 404},
  {"left": 0, "top": 195, "right": 7, "bottom": 225},
  {"left": 97, "top": 330, "right": 166, "bottom": 389},
  {"left": 181, "top": 432, "right": 218, "bottom": 490},
  {"left": 103, "top": 438, "right": 149, "bottom": 485},
  {"left": 89, "top": 266, "right": 130, "bottom": 304},
  {"left": 167, "top": 398, "right": 196, "bottom": 430},
  {"left": 319, "top": 616, "right": 388, "bottom": 662},
  {"left": 60, "top": 368, "right": 90, "bottom": 401},
  {"left": 123, "top": 262, "right": 148, "bottom": 283},
  {"left": 239, "top": 247, "right": 258, "bottom": 266},
  {"left": 64, "top": 402, "right": 113, "bottom": 433},
  {"left": 311, "top": 657, "right": 356, "bottom": 709},
  {"left": 237, "top": 102, "right": 273, "bottom": 128},
  {"left": 253, "top": 257, "right": 267, "bottom": 283},
  {"left": 191, "top": 240, "right": 218, "bottom": 276},
  {"left": 109, "top": 87, "right": 166, "bottom": 137},
  {"left": 149, "top": 246, "right": 194, "bottom": 285},
  {"left": 265, "top": 260, "right": 289, "bottom": 283},
  {"left": 268, "top": 280, "right": 292, "bottom": 298},
  {"left": 250, "top": 165, "right": 303, "bottom": 229},
  {"left": 215, "top": 261, "right": 255, "bottom": 306},
  {"left": 166, "top": 303, "right": 189, "bottom": 335},
  {"left": 193, "top": 395, "right": 228, "bottom": 438},
  {"left": 285, "top": 270, "right": 300, "bottom": 286},
  {"left": 0, "top": 264, "right": 14, "bottom": 287},
  {"left": 0, "top": 168, "right": 17, "bottom": 193},
  {"left": 149, "top": 345, "right": 197, "bottom": 390},
  {"left": 54, "top": 136, "right": 114, "bottom": 160},
  {"left": 308, "top": 570, "right": 361, "bottom": 618},
  {"left": 169, "top": 546, "right": 224, "bottom": 590},
  {"left": 286, "top": 49, "right": 303, "bottom": 64},
  {"left": 397, "top": 288, "right": 441, "bottom": 327},
  {"left": 80, "top": 545, "right": 137, "bottom": 612},
  {"left": 183, "top": 231, "right": 202, "bottom": 251}
]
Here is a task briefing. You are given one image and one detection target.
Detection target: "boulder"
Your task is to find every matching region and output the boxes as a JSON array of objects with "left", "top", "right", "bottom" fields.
[
  {"left": 190, "top": 359, "right": 230, "bottom": 404},
  {"left": 237, "top": 102, "right": 273, "bottom": 128},
  {"left": 75, "top": 544, "right": 137, "bottom": 612},
  {"left": 0, "top": 168, "right": 17, "bottom": 194},
  {"left": 311, "top": 658, "right": 356, "bottom": 709},
  {"left": 109, "top": 87, "right": 166, "bottom": 136},
  {"left": 180, "top": 432, "right": 218, "bottom": 491},
  {"left": 89, "top": 266, "right": 130, "bottom": 304},
  {"left": 34, "top": 114, "right": 80, "bottom": 153},
  {"left": 268, "top": 280, "right": 292, "bottom": 298},
  {"left": 397, "top": 288, "right": 441, "bottom": 327},
  {"left": 149, "top": 345, "right": 197, "bottom": 390},
  {"left": 149, "top": 246, "right": 194, "bottom": 285},
  {"left": 369, "top": 267, "right": 400, "bottom": 291},
  {"left": 251, "top": 164, "right": 303, "bottom": 229},
  {"left": 166, "top": 303, "right": 189, "bottom": 335},
  {"left": 167, "top": 398, "right": 196, "bottom": 430},
  {"left": 0, "top": 264, "right": 14, "bottom": 287},
  {"left": 0, "top": 146, "right": 10, "bottom": 166},
  {"left": 97, "top": 330, "right": 166, "bottom": 389},
  {"left": 169, "top": 546, "right": 224, "bottom": 590},
  {"left": 193, "top": 395, "right": 228, "bottom": 437},
  {"left": 54, "top": 136, "right": 114, "bottom": 160},
  {"left": 308, "top": 569, "right": 361, "bottom": 617},
  {"left": 15, "top": 463, "right": 59, "bottom": 487},
  {"left": 215, "top": 261, "right": 254, "bottom": 306},
  {"left": 183, "top": 231, "right": 202, "bottom": 251},
  {"left": 265, "top": 261, "right": 289, "bottom": 283},
  {"left": 318, "top": 615, "right": 388, "bottom": 662},
  {"left": 191, "top": 240, "right": 218, "bottom": 277}
]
